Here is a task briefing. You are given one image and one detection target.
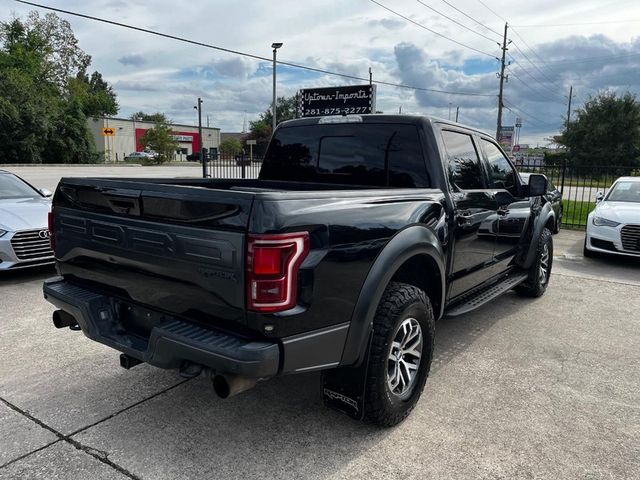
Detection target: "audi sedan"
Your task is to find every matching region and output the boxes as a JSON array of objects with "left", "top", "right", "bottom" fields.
[
  {"left": 0, "top": 170, "right": 54, "bottom": 270},
  {"left": 584, "top": 177, "right": 640, "bottom": 258}
]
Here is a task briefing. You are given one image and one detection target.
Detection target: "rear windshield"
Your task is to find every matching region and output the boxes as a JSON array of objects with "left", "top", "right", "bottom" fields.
[{"left": 259, "top": 123, "right": 430, "bottom": 187}]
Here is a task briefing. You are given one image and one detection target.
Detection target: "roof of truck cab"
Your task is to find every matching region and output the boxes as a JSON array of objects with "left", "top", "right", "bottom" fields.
[{"left": 277, "top": 114, "right": 494, "bottom": 139}]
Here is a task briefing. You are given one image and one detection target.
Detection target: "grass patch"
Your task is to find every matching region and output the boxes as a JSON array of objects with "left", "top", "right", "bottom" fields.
[{"left": 562, "top": 199, "right": 596, "bottom": 229}]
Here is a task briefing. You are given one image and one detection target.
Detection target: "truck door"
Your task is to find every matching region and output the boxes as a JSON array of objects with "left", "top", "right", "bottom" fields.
[
  {"left": 479, "top": 138, "right": 526, "bottom": 269},
  {"left": 441, "top": 130, "right": 499, "bottom": 299}
]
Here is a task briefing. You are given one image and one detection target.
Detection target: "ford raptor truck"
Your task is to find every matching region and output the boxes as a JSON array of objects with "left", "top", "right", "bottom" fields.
[{"left": 43, "top": 115, "right": 554, "bottom": 426}]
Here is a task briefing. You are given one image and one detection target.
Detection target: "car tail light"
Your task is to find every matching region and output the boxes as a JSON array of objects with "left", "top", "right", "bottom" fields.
[
  {"left": 246, "top": 232, "right": 310, "bottom": 312},
  {"left": 48, "top": 210, "right": 55, "bottom": 252}
]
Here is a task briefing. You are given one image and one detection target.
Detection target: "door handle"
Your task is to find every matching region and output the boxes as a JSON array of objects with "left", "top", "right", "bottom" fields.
[{"left": 457, "top": 211, "right": 473, "bottom": 225}]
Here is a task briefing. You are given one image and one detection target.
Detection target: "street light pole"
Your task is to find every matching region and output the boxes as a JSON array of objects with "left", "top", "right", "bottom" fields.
[
  {"left": 271, "top": 42, "right": 283, "bottom": 134},
  {"left": 194, "top": 97, "right": 205, "bottom": 178}
]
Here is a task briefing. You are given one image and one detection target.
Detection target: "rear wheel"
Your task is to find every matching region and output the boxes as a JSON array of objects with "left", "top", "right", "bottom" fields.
[
  {"left": 516, "top": 228, "right": 553, "bottom": 298},
  {"left": 363, "top": 282, "right": 435, "bottom": 427}
]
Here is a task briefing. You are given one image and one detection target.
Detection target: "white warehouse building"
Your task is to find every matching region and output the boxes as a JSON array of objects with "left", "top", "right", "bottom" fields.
[{"left": 88, "top": 117, "right": 221, "bottom": 162}]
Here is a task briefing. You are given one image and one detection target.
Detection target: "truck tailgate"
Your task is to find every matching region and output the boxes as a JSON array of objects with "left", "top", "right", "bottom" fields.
[{"left": 52, "top": 178, "right": 254, "bottom": 326}]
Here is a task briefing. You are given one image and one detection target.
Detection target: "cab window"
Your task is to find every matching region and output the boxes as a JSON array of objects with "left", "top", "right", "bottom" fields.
[
  {"left": 441, "top": 130, "right": 484, "bottom": 191},
  {"left": 482, "top": 139, "right": 517, "bottom": 194}
]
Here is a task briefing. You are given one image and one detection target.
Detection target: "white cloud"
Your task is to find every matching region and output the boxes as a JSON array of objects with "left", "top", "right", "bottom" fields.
[{"left": 7, "top": 0, "right": 640, "bottom": 143}]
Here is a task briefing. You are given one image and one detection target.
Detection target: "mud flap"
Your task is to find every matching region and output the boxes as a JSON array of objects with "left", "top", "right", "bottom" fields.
[{"left": 321, "top": 333, "right": 372, "bottom": 420}]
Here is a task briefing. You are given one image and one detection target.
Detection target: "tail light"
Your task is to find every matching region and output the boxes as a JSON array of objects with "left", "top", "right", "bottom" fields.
[
  {"left": 47, "top": 210, "right": 56, "bottom": 252},
  {"left": 246, "top": 232, "right": 310, "bottom": 312}
]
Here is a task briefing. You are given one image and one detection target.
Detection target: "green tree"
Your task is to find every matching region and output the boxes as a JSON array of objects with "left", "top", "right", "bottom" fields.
[
  {"left": 140, "top": 121, "right": 178, "bottom": 164},
  {"left": 70, "top": 71, "right": 118, "bottom": 118},
  {"left": 0, "top": 12, "right": 118, "bottom": 163},
  {"left": 248, "top": 95, "right": 297, "bottom": 142},
  {"left": 559, "top": 91, "right": 640, "bottom": 168},
  {"left": 130, "top": 111, "right": 169, "bottom": 123},
  {"left": 219, "top": 138, "right": 243, "bottom": 155}
]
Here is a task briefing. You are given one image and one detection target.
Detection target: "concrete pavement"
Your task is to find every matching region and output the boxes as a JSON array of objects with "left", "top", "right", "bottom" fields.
[{"left": 0, "top": 230, "right": 639, "bottom": 479}]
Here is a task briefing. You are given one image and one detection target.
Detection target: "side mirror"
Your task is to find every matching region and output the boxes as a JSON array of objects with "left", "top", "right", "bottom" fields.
[
  {"left": 595, "top": 191, "right": 604, "bottom": 203},
  {"left": 39, "top": 188, "right": 53, "bottom": 198},
  {"left": 527, "top": 174, "right": 548, "bottom": 197}
]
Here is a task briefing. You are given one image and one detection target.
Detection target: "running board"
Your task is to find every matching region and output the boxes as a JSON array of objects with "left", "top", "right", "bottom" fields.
[{"left": 445, "top": 273, "right": 528, "bottom": 317}]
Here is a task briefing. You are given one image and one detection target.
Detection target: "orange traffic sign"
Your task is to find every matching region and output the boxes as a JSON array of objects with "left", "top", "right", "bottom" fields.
[{"left": 102, "top": 127, "right": 116, "bottom": 136}]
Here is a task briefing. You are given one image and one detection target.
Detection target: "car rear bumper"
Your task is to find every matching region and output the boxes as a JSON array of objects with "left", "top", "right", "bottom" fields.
[{"left": 43, "top": 278, "right": 350, "bottom": 377}]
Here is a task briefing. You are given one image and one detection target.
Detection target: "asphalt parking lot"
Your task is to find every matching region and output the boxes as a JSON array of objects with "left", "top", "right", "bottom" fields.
[{"left": 1, "top": 230, "right": 639, "bottom": 480}]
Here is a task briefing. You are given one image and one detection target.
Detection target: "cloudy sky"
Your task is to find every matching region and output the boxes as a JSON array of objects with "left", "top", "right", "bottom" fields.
[{"left": 5, "top": 0, "right": 640, "bottom": 144}]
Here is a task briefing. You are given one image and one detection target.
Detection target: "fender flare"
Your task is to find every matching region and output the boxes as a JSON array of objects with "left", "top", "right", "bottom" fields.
[
  {"left": 521, "top": 202, "right": 555, "bottom": 269},
  {"left": 339, "top": 225, "right": 446, "bottom": 367}
]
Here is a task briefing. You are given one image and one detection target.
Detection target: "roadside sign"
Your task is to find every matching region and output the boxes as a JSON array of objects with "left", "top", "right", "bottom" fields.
[
  {"left": 298, "top": 84, "right": 376, "bottom": 117},
  {"left": 246, "top": 140, "right": 257, "bottom": 145},
  {"left": 102, "top": 127, "right": 116, "bottom": 136}
]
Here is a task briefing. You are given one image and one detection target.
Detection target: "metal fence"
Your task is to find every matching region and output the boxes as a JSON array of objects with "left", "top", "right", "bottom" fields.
[
  {"left": 205, "top": 154, "right": 638, "bottom": 229},
  {"left": 516, "top": 160, "right": 640, "bottom": 228},
  {"left": 207, "top": 153, "right": 262, "bottom": 179}
]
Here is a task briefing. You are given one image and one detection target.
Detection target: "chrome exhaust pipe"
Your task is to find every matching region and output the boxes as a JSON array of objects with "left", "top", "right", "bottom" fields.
[
  {"left": 212, "top": 374, "right": 258, "bottom": 399},
  {"left": 52, "top": 310, "right": 78, "bottom": 329}
]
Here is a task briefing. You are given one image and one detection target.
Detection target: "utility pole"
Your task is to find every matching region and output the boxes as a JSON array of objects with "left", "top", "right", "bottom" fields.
[
  {"left": 566, "top": 85, "right": 573, "bottom": 125},
  {"left": 369, "top": 67, "right": 372, "bottom": 86},
  {"left": 455, "top": 106, "right": 459, "bottom": 122},
  {"left": 496, "top": 22, "right": 509, "bottom": 140},
  {"left": 207, "top": 114, "right": 210, "bottom": 128},
  {"left": 194, "top": 97, "right": 205, "bottom": 178},
  {"left": 448, "top": 102, "right": 452, "bottom": 120},
  {"left": 271, "top": 42, "right": 283, "bottom": 133}
]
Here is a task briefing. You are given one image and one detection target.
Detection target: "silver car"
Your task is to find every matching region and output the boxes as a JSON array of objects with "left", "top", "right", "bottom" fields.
[{"left": 0, "top": 170, "right": 54, "bottom": 270}]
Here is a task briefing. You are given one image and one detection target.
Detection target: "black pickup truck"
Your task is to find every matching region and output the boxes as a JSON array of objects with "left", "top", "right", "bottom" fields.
[{"left": 44, "top": 115, "right": 555, "bottom": 426}]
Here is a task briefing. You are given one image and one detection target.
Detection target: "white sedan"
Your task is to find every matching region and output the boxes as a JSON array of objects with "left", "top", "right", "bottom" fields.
[
  {"left": 0, "top": 170, "right": 54, "bottom": 270},
  {"left": 584, "top": 177, "right": 640, "bottom": 258}
]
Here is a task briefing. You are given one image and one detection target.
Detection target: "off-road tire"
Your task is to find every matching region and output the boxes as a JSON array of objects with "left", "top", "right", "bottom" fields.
[
  {"left": 363, "top": 282, "right": 435, "bottom": 427},
  {"left": 515, "top": 228, "right": 553, "bottom": 297}
]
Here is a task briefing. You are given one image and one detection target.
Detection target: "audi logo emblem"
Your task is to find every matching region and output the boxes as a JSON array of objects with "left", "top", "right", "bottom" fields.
[{"left": 38, "top": 230, "right": 51, "bottom": 239}]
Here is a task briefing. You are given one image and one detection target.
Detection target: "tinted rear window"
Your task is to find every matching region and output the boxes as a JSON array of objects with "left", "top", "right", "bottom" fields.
[{"left": 259, "top": 123, "right": 430, "bottom": 187}]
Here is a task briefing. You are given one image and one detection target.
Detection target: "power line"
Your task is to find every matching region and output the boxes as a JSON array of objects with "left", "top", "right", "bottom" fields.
[
  {"left": 528, "top": 51, "right": 640, "bottom": 66},
  {"left": 414, "top": 0, "right": 498, "bottom": 43},
  {"left": 14, "top": 0, "right": 495, "bottom": 97},
  {"left": 507, "top": 69, "right": 564, "bottom": 102},
  {"left": 438, "top": 0, "right": 502, "bottom": 37},
  {"left": 514, "top": 19, "right": 640, "bottom": 27},
  {"left": 507, "top": 58, "right": 565, "bottom": 100},
  {"left": 475, "top": 0, "right": 507, "bottom": 23},
  {"left": 367, "top": 0, "right": 496, "bottom": 58},
  {"left": 503, "top": 99, "right": 558, "bottom": 127},
  {"left": 510, "top": 42, "right": 564, "bottom": 91}
]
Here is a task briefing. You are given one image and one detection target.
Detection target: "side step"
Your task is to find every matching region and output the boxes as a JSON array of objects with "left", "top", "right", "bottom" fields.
[{"left": 445, "top": 273, "right": 528, "bottom": 317}]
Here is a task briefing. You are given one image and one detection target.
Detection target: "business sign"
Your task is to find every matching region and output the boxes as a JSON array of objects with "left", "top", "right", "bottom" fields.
[
  {"left": 298, "top": 84, "right": 376, "bottom": 117},
  {"left": 102, "top": 127, "right": 115, "bottom": 136},
  {"left": 172, "top": 135, "right": 193, "bottom": 142},
  {"left": 498, "top": 126, "right": 515, "bottom": 150}
]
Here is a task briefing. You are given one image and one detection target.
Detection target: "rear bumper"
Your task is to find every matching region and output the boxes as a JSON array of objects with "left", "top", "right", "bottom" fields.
[
  {"left": 43, "top": 279, "right": 279, "bottom": 378},
  {"left": 43, "top": 279, "right": 351, "bottom": 377}
]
